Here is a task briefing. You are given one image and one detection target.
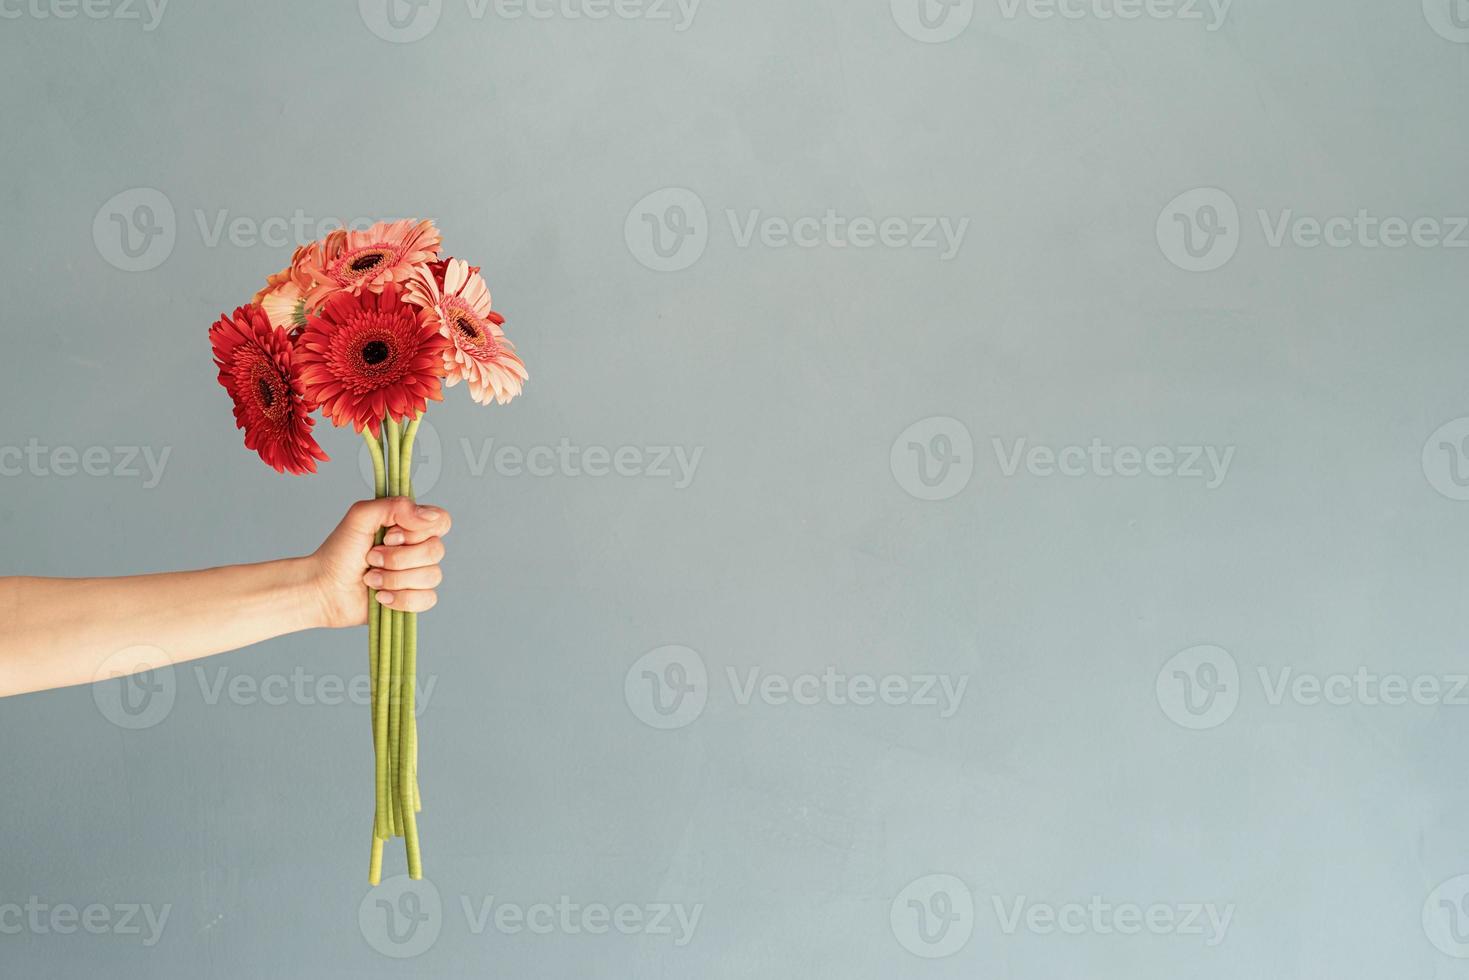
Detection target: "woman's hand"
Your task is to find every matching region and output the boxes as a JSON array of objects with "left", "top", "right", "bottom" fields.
[
  {"left": 310, "top": 498, "right": 452, "bottom": 628},
  {"left": 0, "top": 498, "right": 453, "bottom": 698}
]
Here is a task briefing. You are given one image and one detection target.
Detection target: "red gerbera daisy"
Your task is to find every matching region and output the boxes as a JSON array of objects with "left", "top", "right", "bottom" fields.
[
  {"left": 296, "top": 285, "right": 447, "bottom": 437},
  {"left": 209, "top": 305, "right": 329, "bottom": 475}
]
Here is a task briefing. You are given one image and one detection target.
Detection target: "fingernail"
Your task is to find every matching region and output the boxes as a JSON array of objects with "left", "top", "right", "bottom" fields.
[
  {"left": 384, "top": 531, "right": 405, "bottom": 546},
  {"left": 367, "top": 550, "right": 385, "bottom": 567},
  {"left": 417, "top": 505, "right": 437, "bottom": 519},
  {"left": 377, "top": 592, "right": 394, "bottom": 605},
  {"left": 364, "top": 571, "right": 384, "bottom": 589}
]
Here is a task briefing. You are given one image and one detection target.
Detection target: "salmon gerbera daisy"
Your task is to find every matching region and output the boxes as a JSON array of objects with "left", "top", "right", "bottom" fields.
[
  {"left": 296, "top": 284, "right": 447, "bottom": 436},
  {"left": 209, "top": 305, "right": 329, "bottom": 475},
  {"left": 406, "top": 258, "right": 528, "bottom": 406},
  {"left": 304, "top": 218, "right": 441, "bottom": 306},
  {"left": 253, "top": 241, "right": 321, "bottom": 332}
]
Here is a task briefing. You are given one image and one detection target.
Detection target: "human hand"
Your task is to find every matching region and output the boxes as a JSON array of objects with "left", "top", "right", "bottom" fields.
[{"left": 310, "top": 498, "right": 452, "bottom": 628}]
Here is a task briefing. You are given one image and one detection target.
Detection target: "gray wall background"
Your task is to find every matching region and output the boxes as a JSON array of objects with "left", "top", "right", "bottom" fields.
[{"left": 3, "top": 0, "right": 1469, "bottom": 976}]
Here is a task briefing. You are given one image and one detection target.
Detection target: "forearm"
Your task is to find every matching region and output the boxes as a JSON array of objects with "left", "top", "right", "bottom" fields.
[{"left": 0, "top": 559, "right": 330, "bottom": 699}]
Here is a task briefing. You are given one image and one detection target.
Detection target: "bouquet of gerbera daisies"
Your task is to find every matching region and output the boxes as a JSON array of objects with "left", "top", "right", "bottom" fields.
[{"left": 208, "top": 219, "right": 526, "bottom": 884}]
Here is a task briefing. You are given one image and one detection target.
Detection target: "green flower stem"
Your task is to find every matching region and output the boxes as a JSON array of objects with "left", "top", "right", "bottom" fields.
[
  {"left": 402, "top": 414, "right": 426, "bottom": 875},
  {"left": 401, "top": 418, "right": 420, "bottom": 494},
  {"left": 365, "top": 424, "right": 388, "bottom": 497},
  {"left": 401, "top": 418, "right": 425, "bottom": 815},
  {"left": 374, "top": 599, "right": 393, "bottom": 839},
  {"left": 385, "top": 418, "right": 405, "bottom": 838},
  {"left": 362, "top": 438, "right": 386, "bottom": 713},
  {"left": 363, "top": 427, "right": 390, "bottom": 873},
  {"left": 371, "top": 420, "right": 395, "bottom": 842},
  {"left": 412, "top": 613, "right": 422, "bottom": 813},
  {"left": 369, "top": 835, "right": 384, "bottom": 887},
  {"left": 397, "top": 609, "right": 408, "bottom": 839},
  {"left": 401, "top": 603, "right": 421, "bottom": 878},
  {"left": 400, "top": 413, "right": 424, "bottom": 877}
]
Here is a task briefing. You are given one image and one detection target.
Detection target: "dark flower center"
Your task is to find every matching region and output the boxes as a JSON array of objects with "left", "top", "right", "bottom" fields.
[
  {"left": 350, "top": 252, "right": 384, "bottom": 273},
  {"left": 456, "top": 315, "right": 480, "bottom": 340},
  {"left": 257, "top": 377, "right": 276, "bottom": 408},
  {"left": 362, "top": 340, "right": 391, "bottom": 365}
]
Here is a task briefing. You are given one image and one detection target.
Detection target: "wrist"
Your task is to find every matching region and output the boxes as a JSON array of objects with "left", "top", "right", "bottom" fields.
[{"left": 281, "top": 555, "right": 337, "bottom": 632}]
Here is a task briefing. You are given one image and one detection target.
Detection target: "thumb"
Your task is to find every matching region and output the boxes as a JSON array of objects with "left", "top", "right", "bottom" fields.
[
  {"left": 337, "top": 497, "right": 421, "bottom": 539},
  {"left": 336, "top": 498, "right": 451, "bottom": 541}
]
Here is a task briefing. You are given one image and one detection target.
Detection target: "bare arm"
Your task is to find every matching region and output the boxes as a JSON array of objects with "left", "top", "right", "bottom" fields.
[{"left": 0, "top": 497, "right": 451, "bottom": 699}]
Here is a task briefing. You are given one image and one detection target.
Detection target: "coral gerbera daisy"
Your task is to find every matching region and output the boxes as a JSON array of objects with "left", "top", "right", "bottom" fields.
[
  {"left": 303, "top": 218, "right": 441, "bottom": 307},
  {"left": 405, "top": 258, "right": 527, "bottom": 405},
  {"left": 209, "top": 305, "right": 329, "bottom": 475},
  {"left": 296, "top": 284, "right": 447, "bottom": 436},
  {"left": 252, "top": 242, "right": 321, "bottom": 332}
]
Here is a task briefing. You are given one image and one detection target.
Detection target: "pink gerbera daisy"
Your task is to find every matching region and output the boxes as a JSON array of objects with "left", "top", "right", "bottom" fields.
[
  {"left": 406, "top": 258, "right": 527, "bottom": 405},
  {"left": 304, "top": 218, "right": 441, "bottom": 306},
  {"left": 296, "top": 284, "right": 447, "bottom": 436},
  {"left": 425, "top": 258, "right": 479, "bottom": 290}
]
